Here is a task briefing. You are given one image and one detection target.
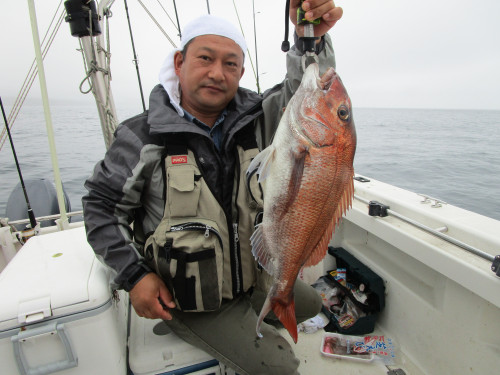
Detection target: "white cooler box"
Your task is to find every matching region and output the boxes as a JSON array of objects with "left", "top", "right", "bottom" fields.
[
  {"left": 128, "top": 310, "right": 234, "bottom": 375},
  {"left": 0, "top": 226, "right": 128, "bottom": 375}
]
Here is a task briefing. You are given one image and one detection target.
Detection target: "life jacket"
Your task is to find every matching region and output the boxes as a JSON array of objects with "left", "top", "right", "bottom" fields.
[{"left": 143, "top": 133, "right": 264, "bottom": 312}]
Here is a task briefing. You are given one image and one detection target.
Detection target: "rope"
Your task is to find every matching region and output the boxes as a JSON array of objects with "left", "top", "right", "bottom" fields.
[
  {"left": 137, "top": 0, "right": 177, "bottom": 48},
  {"left": 75, "top": 5, "right": 117, "bottom": 148},
  {"left": 0, "top": 3, "right": 65, "bottom": 151},
  {"left": 154, "top": 0, "right": 179, "bottom": 33}
]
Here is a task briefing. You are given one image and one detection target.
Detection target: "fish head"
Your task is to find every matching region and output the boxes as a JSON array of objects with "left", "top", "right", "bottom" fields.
[{"left": 292, "top": 63, "right": 356, "bottom": 151}]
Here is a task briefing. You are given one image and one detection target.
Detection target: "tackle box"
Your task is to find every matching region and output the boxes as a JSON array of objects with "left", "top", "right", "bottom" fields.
[
  {"left": 322, "top": 246, "right": 385, "bottom": 335},
  {"left": 0, "top": 226, "right": 128, "bottom": 375}
]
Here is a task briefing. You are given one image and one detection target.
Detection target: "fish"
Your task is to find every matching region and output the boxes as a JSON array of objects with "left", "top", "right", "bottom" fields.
[{"left": 247, "top": 63, "right": 356, "bottom": 343}]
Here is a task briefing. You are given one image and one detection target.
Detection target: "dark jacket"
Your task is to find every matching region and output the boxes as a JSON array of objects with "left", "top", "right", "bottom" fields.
[{"left": 82, "top": 35, "right": 336, "bottom": 293}]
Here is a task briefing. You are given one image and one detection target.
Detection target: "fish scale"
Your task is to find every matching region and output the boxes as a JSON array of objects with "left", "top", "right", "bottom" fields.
[{"left": 247, "top": 63, "right": 356, "bottom": 343}]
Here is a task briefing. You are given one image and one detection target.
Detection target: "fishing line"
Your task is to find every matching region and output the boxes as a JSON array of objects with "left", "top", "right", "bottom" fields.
[
  {"left": 231, "top": 0, "right": 259, "bottom": 92},
  {"left": 0, "top": 97, "right": 37, "bottom": 230}
]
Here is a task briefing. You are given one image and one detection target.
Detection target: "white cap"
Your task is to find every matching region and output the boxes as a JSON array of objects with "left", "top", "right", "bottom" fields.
[{"left": 158, "top": 14, "right": 247, "bottom": 117}]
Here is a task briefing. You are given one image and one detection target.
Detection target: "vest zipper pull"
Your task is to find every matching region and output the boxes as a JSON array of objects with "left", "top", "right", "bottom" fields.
[
  {"left": 233, "top": 223, "right": 239, "bottom": 243},
  {"left": 204, "top": 225, "right": 211, "bottom": 238}
]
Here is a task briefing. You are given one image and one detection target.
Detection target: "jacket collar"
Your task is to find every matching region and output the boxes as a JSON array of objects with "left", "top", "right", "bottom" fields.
[{"left": 147, "top": 84, "right": 262, "bottom": 139}]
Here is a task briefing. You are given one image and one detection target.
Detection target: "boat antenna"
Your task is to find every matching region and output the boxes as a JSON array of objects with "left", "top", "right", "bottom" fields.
[
  {"left": 172, "top": 0, "right": 182, "bottom": 39},
  {"left": 206, "top": 0, "right": 211, "bottom": 14},
  {"left": 124, "top": 0, "right": 146, "bottom": 112},
  {"left": 281, "top": 0, "right": 290, "bottom": 52},
  {"left": 0, "top": 97, "right": 37, "bottom": 230}
]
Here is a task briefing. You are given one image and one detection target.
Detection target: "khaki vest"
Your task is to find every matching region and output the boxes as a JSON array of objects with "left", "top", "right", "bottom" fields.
[{"left": 144, "top": 145, "right": 263, "bottom": 312}]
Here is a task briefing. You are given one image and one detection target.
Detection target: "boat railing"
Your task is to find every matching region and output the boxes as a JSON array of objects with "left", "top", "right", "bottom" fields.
[{"left": 352, "top": 178, "right": 500, "bottom": 277}]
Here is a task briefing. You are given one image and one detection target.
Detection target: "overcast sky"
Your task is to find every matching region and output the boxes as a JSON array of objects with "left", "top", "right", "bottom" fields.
[{"left": 1, "top": 0, "right": 499, "bottom": 114}]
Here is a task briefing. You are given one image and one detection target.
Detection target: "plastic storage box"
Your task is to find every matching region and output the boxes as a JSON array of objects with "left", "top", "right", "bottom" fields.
[
  {"left": 128, "top": 309, "right": 224, "bottom": 375},
  {"left": 0, "top": 227, "right": 128, "bottom": 375}
]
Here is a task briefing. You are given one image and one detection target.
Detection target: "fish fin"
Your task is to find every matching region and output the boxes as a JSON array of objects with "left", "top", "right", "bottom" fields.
[
  {"left": 332, "top": 173, "right": 355, "bottom": 226},
  {"left": 303, "top": 219, "right": 333, "bottom": 268},
  {"left": 250, "top": 224, "right": 277, "bottom": 275},
  {"left": 256, "top": 295, "right": 272, "bottom": 339},
  {"left": 272, "top": 297, "right": 298, "bottom": 344},
  {"left": 247, "top": 146, "right": 276, "bottom": 183},
  {"left": 303, "top": 173, "right": 355, "bottom": 268},
  {"left": 286, "top": 149, "right": 307, "bottom": 209}
]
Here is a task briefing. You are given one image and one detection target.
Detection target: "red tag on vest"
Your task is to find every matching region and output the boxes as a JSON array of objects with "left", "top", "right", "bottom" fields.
[{"left": 171, "top": 155, "right": 188, "bottom": 164}]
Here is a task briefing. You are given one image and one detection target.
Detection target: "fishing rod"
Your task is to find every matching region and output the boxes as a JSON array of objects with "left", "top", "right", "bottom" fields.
[
  {"left": 0, "top": 97, "right": 37, "bottom": 231},
  {"left": 252, "top": 0, "right": 261, "bottom": 94},
  {"left": 172, "top": 0, "right": 182, "bottom": 39},
  {"left": 124, "top": 0, "right": 146, "bottom": 112}
]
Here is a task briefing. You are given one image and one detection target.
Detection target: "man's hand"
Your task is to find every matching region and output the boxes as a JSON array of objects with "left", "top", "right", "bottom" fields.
[
  {"left": 129, "top": 273, "right": 176, "bottom": 320},
  {"left": 290, "top": 0, "right": 343, "bottom": 38}
]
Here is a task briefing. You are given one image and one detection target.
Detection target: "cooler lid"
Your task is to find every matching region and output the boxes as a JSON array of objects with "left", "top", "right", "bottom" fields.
[{"left": 0, "top": 226, "right": 111, "bottom": 330}]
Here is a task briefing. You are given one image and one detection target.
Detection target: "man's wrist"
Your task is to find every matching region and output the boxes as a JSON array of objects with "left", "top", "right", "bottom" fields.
[{"left": 123, "top": 263, "right": 152, "bottom": 292}]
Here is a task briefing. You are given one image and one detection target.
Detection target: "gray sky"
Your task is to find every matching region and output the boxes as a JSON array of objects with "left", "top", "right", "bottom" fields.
[{"left": 1, "top": 0, "right": 499, "bottom": 113}]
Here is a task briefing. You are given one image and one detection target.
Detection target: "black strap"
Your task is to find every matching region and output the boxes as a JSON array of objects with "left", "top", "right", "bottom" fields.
[
  {"left": 166, "top": 142, "right": 188, "bottom": 156},
  {"left": 171, "top": 248, "right": 215, "bottom": 310},
  {"left": 171, "top": 248, "right": 215, "bottom": 263}
]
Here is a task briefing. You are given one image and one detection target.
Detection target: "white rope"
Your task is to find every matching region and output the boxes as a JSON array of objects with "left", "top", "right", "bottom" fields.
[
  {"left": 154, "top": 0, "right": 180, "bottom": 33},
  {"left": 137, "top": 0, "right": 177, "bottom": 48},
  {"left": 0, "top": 3, "right": 65, "bottom": 151},
  {"left": 76, "top": 6, "right": 117, "bottom": 146}
]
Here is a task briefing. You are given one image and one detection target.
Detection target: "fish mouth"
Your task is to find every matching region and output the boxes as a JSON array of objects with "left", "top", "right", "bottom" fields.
[
  {"left": 305, "top": 63, "right": 338, "bottom": 91},
  {"left": 318, "top": 67, "right": 338, "bottom": 91}
]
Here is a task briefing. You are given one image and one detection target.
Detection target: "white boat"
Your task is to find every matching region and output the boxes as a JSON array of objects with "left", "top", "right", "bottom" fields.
[{"left": 1, "top": 1, "right": 499, "bottom": 375}]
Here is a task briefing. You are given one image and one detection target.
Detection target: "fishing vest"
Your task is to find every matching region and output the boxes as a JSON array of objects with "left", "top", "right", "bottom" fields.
[{"left": 143, "top": 138, "right": 264, "bottom": 312}]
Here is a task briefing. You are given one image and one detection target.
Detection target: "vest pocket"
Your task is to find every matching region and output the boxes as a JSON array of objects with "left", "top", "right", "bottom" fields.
[
  {"left": 145, "top": 219, "right": 224, "bottom": 312},
  {"left": 167, "top": 165, "right": 201, "bottom": 217}
]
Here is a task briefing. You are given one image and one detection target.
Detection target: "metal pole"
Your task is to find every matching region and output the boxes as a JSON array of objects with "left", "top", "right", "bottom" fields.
[
  {"left": 354, "top": 194, "right": 496, "bottom": 262},
  {"left": 27, "top": 0, "right": 68, "bottom": 228}
]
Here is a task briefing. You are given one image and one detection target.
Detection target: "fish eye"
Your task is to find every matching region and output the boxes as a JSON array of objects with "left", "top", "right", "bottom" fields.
[{"left": 337, "top": 105, "right": 350, "bottom": 121}]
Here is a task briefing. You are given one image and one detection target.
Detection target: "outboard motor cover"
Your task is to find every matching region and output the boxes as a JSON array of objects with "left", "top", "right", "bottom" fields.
[{"left": 5, "top": 179, "right": 71, "bottom": 230}]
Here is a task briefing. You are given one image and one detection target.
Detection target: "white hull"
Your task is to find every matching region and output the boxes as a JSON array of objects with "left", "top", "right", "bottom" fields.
[{"left": 1, "top": 176, "right": 499, "bottom": 375}]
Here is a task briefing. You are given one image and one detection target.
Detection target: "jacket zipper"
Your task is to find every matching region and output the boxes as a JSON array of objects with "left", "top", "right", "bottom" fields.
[
  {"left": 232, "top": 148, "right": 242, "bottom": 295},
  {"left": 170, "top": 222, "right": 223, "bottom": 247}
]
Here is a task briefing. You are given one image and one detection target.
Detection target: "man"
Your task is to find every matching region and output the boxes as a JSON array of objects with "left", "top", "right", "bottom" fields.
[{"left": 83, "top": 1, "right": 342, "bottom": 374}]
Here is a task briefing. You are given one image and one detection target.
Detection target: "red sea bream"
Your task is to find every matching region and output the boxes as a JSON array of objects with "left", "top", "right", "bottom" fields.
[{"left": 248, "top": 63, "right": 356, "bottom": 343}]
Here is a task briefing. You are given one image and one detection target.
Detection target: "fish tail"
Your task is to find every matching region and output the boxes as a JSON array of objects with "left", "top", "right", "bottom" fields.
[{"left": 272, "top": 297, "right": 298, "bottom": 344}]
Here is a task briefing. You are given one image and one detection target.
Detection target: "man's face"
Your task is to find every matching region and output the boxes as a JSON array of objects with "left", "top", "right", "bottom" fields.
[{"left": 174, "top": 35, "right": 245, "bottom": 118}]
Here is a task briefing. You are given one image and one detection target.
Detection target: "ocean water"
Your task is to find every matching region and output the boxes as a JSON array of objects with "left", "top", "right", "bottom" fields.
[{"left": 1, "top": 104, "right": 499, "bottom": 221}]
